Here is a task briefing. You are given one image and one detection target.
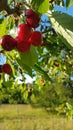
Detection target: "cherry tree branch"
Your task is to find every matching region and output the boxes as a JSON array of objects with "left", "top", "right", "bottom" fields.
[{"left": 0, "top": 0, "right": 21, "bottom": 15}]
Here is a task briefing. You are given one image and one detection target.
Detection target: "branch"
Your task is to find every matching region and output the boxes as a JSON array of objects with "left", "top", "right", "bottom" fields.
[
  {"left": 0, "top": 0, "right": 7, "bottom": 12},
  {"left": 0, "top": 0, "right": 22, "bottom": 15}
]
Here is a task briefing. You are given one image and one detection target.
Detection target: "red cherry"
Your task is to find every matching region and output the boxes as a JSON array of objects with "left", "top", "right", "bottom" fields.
[
  {"left": 2, "top": 63, "right": 12, "bottom": 75},
  {"left": 15, "top": 37, "right": 31, "bottom": 53},
  {"left": 54, "top": 63, "right": 59, "bottom": 67},
  {"left": 17, "top": 24, "right": 32, "bottom": 41},
  {"left": 1, "top": 35, "right": 17, "bottom": 51},
  {"left": 29, "top": 31, "right": 43, "bottom": 46},
  {"left": 25, "top": 9, "right": 40, "bottom": 28},
  {"left": 0, "top": 65, "right": 3, "bottom": 73}
]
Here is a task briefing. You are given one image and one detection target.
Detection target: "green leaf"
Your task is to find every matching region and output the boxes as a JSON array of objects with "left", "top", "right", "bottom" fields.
[
  {"left": 7, "top": 15, "right": 15, "bottom": 30},
  {"left": 8, "top": 0, "right": 14, "bottom": 5},
  {"left": 0, "top": 15, "right": 15, "bottom": 38},
  {"left": 0, "top": 19, "right": 8, "bottom": 38},
  {"left": 23, "top": 91, "right": 28, "bottom": 101},
  {"left": 19, "top": 46, "right": 38, "bottom": 67},
  {"left": 16, "top": 58, "right": 32, "bottom": 76},
  {"left": 34, "top": 64, "right": 52, "bottom": 82},
  {"left": 31, "top": 0, "right": 50, "bottom": 14},
  {"left": 66, "top": 0, "right": 71, "bottom": 7},
  {"left": 68, "top": 0, "right": 73, "bottom": 7},
  {"left": 3, "top": 81, "right": 13, "bottom": 87},
  {"left": 16, "top": 46, "right": 38, "bottom": 76},
  {"left": 48, "top": 11, "right": 73, "bottom": 51}
]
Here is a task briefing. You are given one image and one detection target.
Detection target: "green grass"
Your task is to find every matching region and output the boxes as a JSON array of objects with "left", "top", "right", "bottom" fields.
[{"left": 0, "top": 104, "right": 73, "bottom": 130}]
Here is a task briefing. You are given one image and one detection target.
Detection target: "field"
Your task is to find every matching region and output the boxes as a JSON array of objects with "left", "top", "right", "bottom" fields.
[{"left": 0, "top": 104, "right": 73, "bottom": 130}]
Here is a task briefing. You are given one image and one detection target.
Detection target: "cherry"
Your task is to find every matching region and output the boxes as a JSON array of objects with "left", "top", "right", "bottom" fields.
[
  {"left": 25, "top": 9, "right": 40, "bottom": 28},
  {"left": 1, "top": 35, "right": 17, "bottom": 51},
  {"left": 15, "top": 37, "right": 31, "bottom": 53},
  {"left": 28, "top": 31, "right": 43, "bottom": 46},
  {"left": 2, "top": 63, "right": 12, "bottom": 75},
  {"left": 54, "top": 63, "right": 59, "bottom": 67},
  {"left": 17, "top": 24, "right": 32, "bottom": 41}
]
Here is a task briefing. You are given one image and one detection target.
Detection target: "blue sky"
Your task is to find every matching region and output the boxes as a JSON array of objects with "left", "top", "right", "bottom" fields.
[
  {"left": 54, "top": 4, "right": 73, "bottom": 16},
  {"left": 37, "top": 2, "right": 73, "bottom": 32}
]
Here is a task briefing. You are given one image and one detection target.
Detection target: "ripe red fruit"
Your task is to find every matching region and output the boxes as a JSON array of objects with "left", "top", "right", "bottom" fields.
[
  {"left": 17, "top": 24, "right": 32, "bottom": 41},
  {"left": 15, "top": 37, "right": 31, "bottom": 53},
  {"left": 54, "top": 63, "right": 59, "bottom": 67},
  {"left": 29, "top": 31, "right": 43, "bottom": 46},
  {"left": 25, "top": 9, "right": 40, "bottom": 28},
  {"left": 2, "top": 63, "right": 12, "bottom": 75},
  {"left": 1, "top": 35, "right": 17, "bottom": 51}
]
